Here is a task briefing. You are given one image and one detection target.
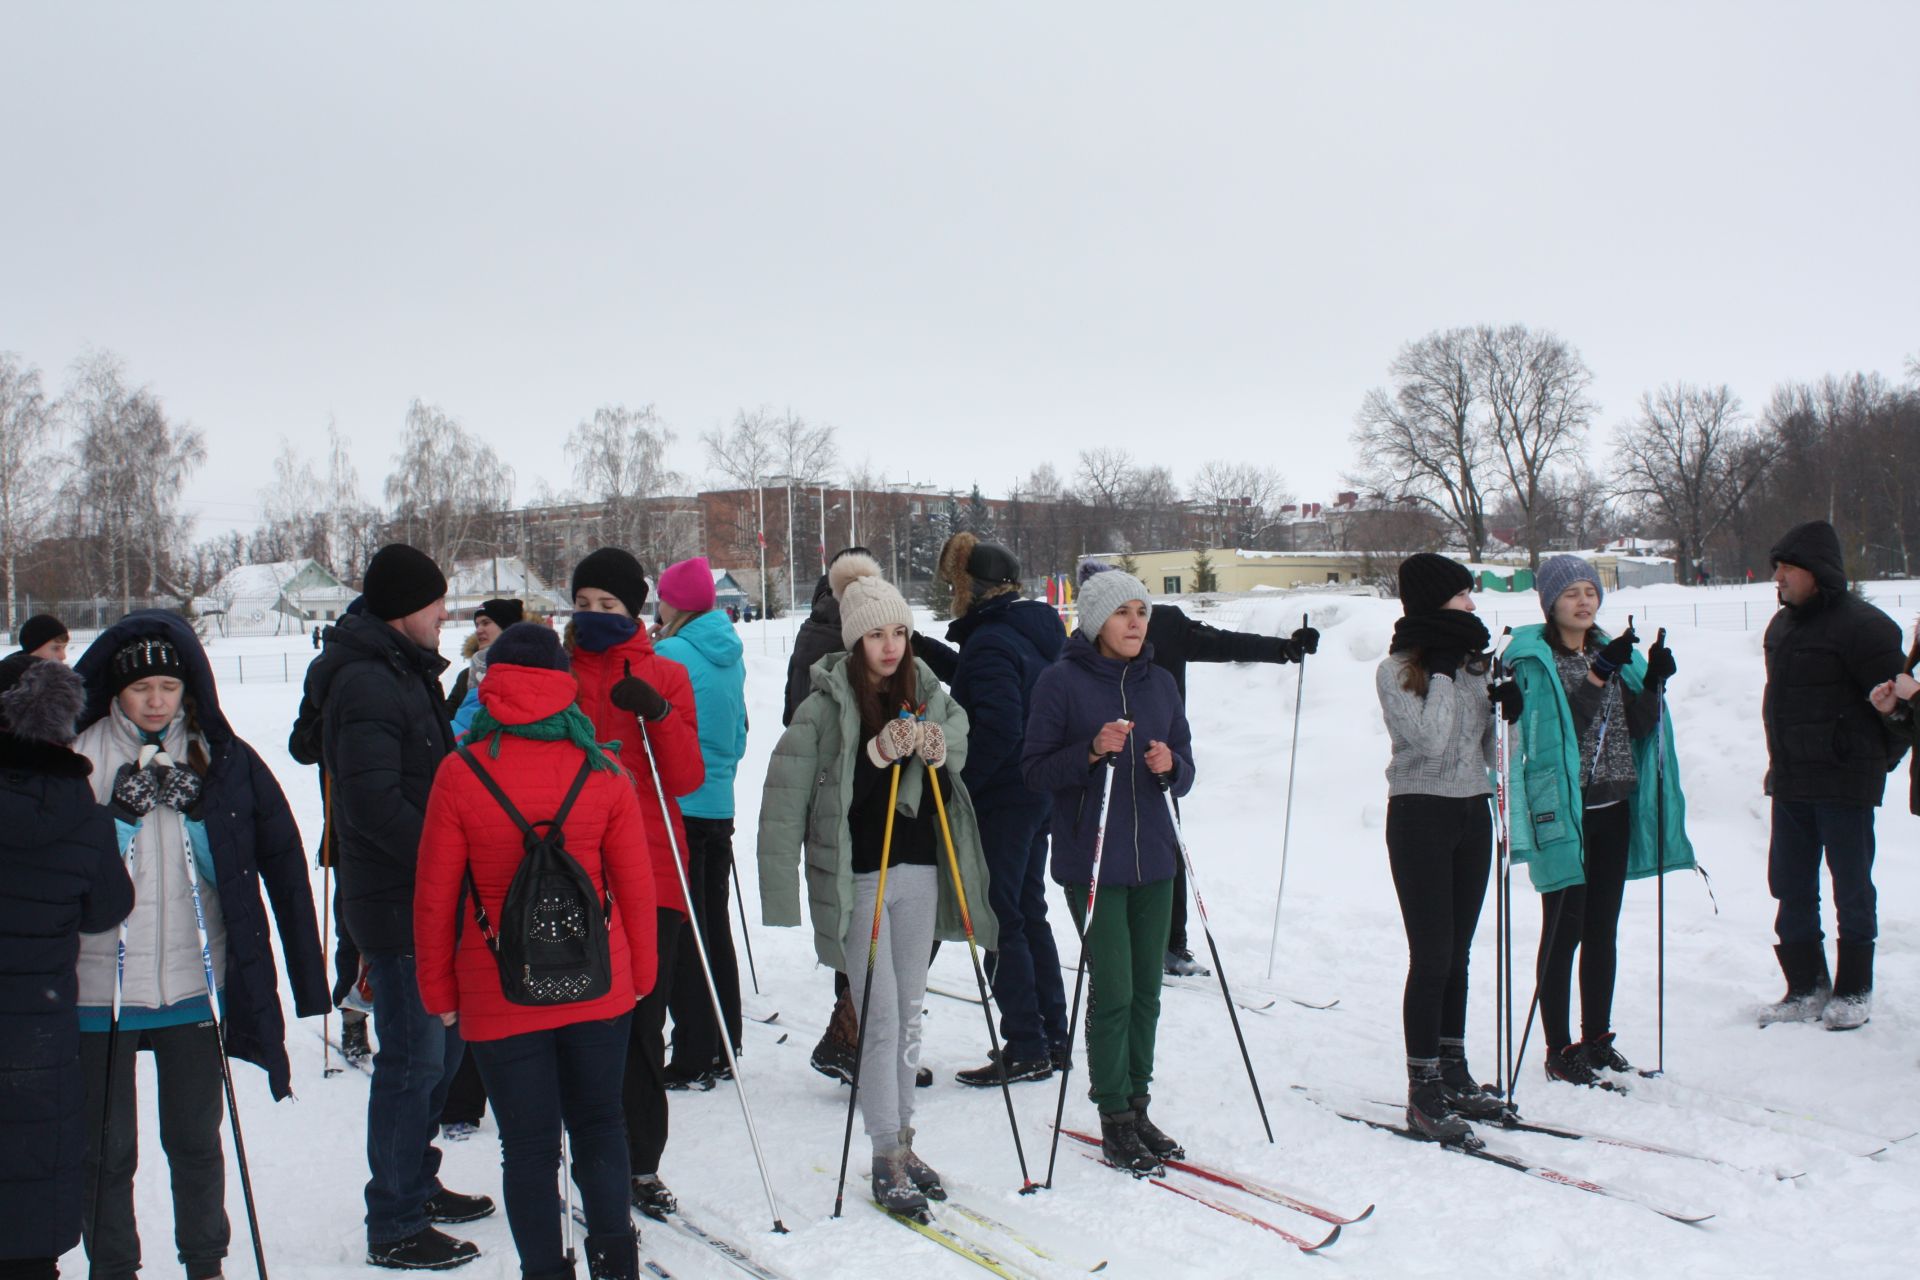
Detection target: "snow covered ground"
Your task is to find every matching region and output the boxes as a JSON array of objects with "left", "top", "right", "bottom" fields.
[{"left": 60, "top": 581, "right": 1920, "bottom": 1279}]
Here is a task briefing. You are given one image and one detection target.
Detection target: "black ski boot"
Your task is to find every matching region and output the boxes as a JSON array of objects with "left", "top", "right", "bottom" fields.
[
  {"left": 1163, "top": 948, "right": 1211, "bottom": 977},
  {"left": 1757, "top": 941, "right": 1832, "bottom": 1026},
  {"left": 424, "top": 1189, "right": 495, "bottom": 1224},
  {"left": 897, "top": 1126, "right": 947, "bottom": 1201},
  {"left": 585, "top": 1230, "right": 638, "bottom": 1280},
  {"left": 1406, "top": 1058, "right": 1475, "bottom": 1145},
  {"left": 1098, "top": 1109, "right": 1165, "bottom": 1176},
  {"left": 341, "top": 1011, "right": 371, "bottom": 1063},
  {"left": 810, "top": 989, "right": 859, "bottom": 1084},
  {"left": 629, "top": 1174, "right": 677, "bottom": 1221},
  {"left": 1581, "top": 1031, "right": 1634, "bottom": 1076},
  {"left": 955, "top": 1048, "right": 1053, "bottom": 1087},
  {"left": 1438, "top": 1040, "right": 1510, "bottom": 1121},
  {"left": 1825, "top": 941, "right": 1874, "bottom": 1030},
  {"left": 871, "top": 1150, "right": 930, "bottom": 1219},
  {"left": 1128, "top": 1094, "right": 1185, "bottom": 1161},
  {"left": 1544, "top": 1043, "right": 1601, "bottom": 1087}
]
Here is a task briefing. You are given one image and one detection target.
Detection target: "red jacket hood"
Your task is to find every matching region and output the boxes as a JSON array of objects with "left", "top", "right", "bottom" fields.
[{"left": 477, "top": 664, "right": 581, "bottom": 725}]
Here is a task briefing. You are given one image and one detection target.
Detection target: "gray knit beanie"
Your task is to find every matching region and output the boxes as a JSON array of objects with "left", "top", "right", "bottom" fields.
[
  {"left": 1076, "top": 566, "right": 1152, "bottom": 638},
  {"left": 831, "top": 552, "right": 913, "bottom": 647},
  {"left": 1536, "top": 554, "right": 1604, "bottom": 617}
]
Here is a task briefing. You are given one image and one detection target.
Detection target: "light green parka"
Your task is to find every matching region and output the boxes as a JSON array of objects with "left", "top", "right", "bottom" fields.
[{"left": 756, "top": 652, "right": 997, "bottom": 970}]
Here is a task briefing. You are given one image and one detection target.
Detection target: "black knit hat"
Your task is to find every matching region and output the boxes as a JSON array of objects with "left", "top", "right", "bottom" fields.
[
  {"left": 109, "top": 635, "right": 187, "bottom": 694},
  {"left": 16, "top": 614, "right": 67, "bottom": 655},
  {"left": 1397, "top": 553, "right": 1476, "bottom": 615},
  {"left": 475, "top": 598, "right": 525, "bottom": 629},
  {"left": 362, "top": 544, "right": 448, "bottom": 621},
  {"left": 572, "top": 548, "right": 650, "bottom": 616},
  {"left": 967, "top": 542, "right": 1021, "bottom": 585},
  {"left": 486, "top": 622, "right": 569, "bottom": 672}
]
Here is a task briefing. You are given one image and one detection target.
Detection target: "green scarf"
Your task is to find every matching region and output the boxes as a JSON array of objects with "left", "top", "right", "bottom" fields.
[{"left": 466, "top": 703, "right": 622, "bottom": 773}]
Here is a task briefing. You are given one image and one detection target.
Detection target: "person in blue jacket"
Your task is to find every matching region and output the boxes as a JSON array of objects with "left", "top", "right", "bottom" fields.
[
  {"left": 916, "top": 533, "right": 1071, "bottom": 1086},
  {"left": 653, "top": 557, "right": 752, "bottom": 1087},
  {"left": 70, "top": 612, "right": 328, "bottom": 1280},
  {"left": 1021, "top": 567, "right": 1194, "bottom": 1176},
  {"left": 0, "top": 653, "right": 134, "bottom": 1280}
]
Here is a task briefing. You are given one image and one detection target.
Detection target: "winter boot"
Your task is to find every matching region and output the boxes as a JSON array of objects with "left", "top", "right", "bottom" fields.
[
  {"left": 424, "top": 1189, "right": 495, "bottom": 1224},
  {"left": 1098, "top": 1109, "right": 1165, "bottom": 1176},
  {"left": 1406, "top": 1058, "right": 1474, "bottom": 1145},
  {"left": 955, "top": 1048, "right": 1053, "bottom": 1087},
  {"left": 1824, "top": 942, "right": 1874, "bottom": 1030},
  {"left": 871, "top": 1150, "right": 929, "bottom": 1218},
  {"left": 366, "top": 1227, "right": 481, "bottom": 1271},
  {"left": 585, "top": 1230, "right": 639, "bottom": 1280},
  {"left": 1581, "top": 1031, "right": 1634, "bottom": 1075},
  {"left": 661, "top": 1063, "right": 717, "bottom": 1091},
  {"left": 1757, "top": 941, "right": 1832, "bottom": 1026},
  {"left": 1163, "top": 948, "right": 1211, "bottom": 978},
  {"left": 1128, "top": 1095, "right": 1186, "bottom": 1161},
  {"left": 1437, "top": 1039, "right": 1509, "bottom": 1120},
  {"left": 810, "top": 990, "right": 859, "bottom": 1084},
  {"left": 340, "top": 1011, "right": 371, "bottom": 1063},
  {"left": 897, "top": 1127, "right": 947, "bottom": 1201},
  {"left": 1543, "top": 1043, "right": 1601, "bottom": 1087},
  {"left": 629, "top": 1174, "right": 678, "bottom": 1221}
]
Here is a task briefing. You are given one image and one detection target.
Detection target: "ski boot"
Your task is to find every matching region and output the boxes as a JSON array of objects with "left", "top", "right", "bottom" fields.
[
  {"left": 1406, "top": 1058, "right": 1476, "bottom": 1145},
  {"left": 661, "top": 1063, "right": 717, "bottom": 1092},
  {"left": 810, "top": 989, "right": 859, "bottom": 1084},
  {"left": 1580, "top": 1031, "right": 1635, "bottom": 1076},
  {"left": 1544, "top": 1043, "right": 1602, "bottom": 1087},
  {"left": 955, "top": 1047, "right": 1053, "bottom": 1087},
  {"left": 629, "top": 1174, "right": 678, "bottom": 1221},
  {"left": 1825, "top": 942, "right": 1873, "bottom": 1030},
  {"left": 340, "top": 1011, "right": 371, "bottom": 1064},
  {"left": 1163, "top": 948, "right": 1211, "bottom": 978},
  {"left": 1757, "top": 941, "right": 1832, "bottom": 1026},
  {"left": 1098, "top": 1109, "right": 1165, "bottom": 1176},
  {"left": 1437, "top": 1053, "right": 1512, "bottom": 1122},
  {"left": 897, "top": 1127, "right": 947, "bottom": 1201},
  {"left": 1129, "top": 1094, "right": 1186, "bottom": 1161},
  {"left": 871, "top": 1151, "right": 930, "bottom": 1220}
]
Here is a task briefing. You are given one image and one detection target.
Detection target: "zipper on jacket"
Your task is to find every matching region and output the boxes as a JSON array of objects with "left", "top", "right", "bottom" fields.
[{"left": 1121, "top": 663, "right": 1141, "bottom": 883}]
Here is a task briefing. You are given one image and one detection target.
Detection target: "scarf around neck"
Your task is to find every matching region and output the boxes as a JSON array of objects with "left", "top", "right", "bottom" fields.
[
  {"left": 465, "top": 702, "right": 622, "bottom": 772},
  {"left": 1390, "top": 610, "right": 1491, "bottom": 658}
]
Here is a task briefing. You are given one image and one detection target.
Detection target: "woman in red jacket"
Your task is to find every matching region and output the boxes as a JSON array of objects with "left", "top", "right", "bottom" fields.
[
  {"left": 416, "top": 623, "right": 658, "bottom": 1280},
  {"left": 565, "top": 548, "right": 705, "bottom": 1220}
]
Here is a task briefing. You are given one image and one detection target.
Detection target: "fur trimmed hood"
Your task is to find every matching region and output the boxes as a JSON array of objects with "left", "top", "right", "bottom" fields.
[
  {"left": 0, "top": 654, "right": 85, "bottom": 746},
  {"left": 938, "top": 531, "right": 1021, "bottom": 620}
]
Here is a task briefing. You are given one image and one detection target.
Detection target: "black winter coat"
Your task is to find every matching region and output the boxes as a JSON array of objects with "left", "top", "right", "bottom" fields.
[
  {"left": 1763, "top": 590, "right": 1907, "bottom": 807},
  {"left": 783, "top": 574, "right": 844, "bottom": 726},
  {"left": 917, "top": 594, "right": 1065, "bottom": 806},
  {"left": 0, "top": 732, "right": 131, "bottom": 1261},
  {"left": 1147, "top": 604, "right": 1296, "bottom": 701},
  {"left": 74, "top": 611, "right": 330, "bottom": 1099},
  {"left": 299, "top": 612, "right": 455, "bottom": 952}
]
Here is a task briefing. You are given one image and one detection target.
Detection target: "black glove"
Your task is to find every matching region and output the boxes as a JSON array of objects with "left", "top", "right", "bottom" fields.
[
  {"left": 1488, "top": 680, "right": 1524, "bottom": 724},
  {"left": 1644, "top": 636, "right": 1677, "bottom": 684},
  {"left": 610, "top": 660, "right": 671, "bottom": 721},
  {"left": 110, "top": 762, "right": 161, "bottom": 821},
  {"left": 1291, "top": 625, "right": 1320, "bottom": 656},
  {"left": 1592, "top": 626, "right": 1639, "bottom": 679},
  {"left": 156, "top": 764, "right": 204, "bottom": 814},
  {"left": 1426, "top": 649, "right": 1463, "bottom": 680}
]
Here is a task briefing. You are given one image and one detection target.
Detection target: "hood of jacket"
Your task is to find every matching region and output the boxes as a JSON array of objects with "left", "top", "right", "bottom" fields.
[
  {"left": 809, "top": 573, "right": 836, "bottom": 617},
  {"left": 301, "top": 611, "right": 450, "bottom": 712},
  {"left": 477, "top": 663, "right": 583, "bottom": 726},
  {"left": 665, "top": 610, "right": 744, "bottom": 671},
  {"left": 1770, "top": 520, "right": 1848, "bottom": 593},
  {"left": 946, "top": 592, "right": 1066, "bottom": 658},
  {"left": 73, "top": 610, "right": 234, "bottom": 743}
]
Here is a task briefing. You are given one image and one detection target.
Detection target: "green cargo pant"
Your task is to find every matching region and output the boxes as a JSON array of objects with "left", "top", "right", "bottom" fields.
[{"left": 1065, "top": 878, "right": 1174, "bottom": 1115}]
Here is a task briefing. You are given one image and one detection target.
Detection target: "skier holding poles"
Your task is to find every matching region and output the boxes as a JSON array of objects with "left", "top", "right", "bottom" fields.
[
  {"left": 1025, "top": 566, "right": 1195, "bottom": 1177},
  {"left": 71, "top": 613, "right": 329, "bottom": 1280},
  {"left": 1374, "top": 554, "right": 1518, "bottom": 1143},
  {"left": 757, "top": 554, "right": 1001, "bottom": 1219},
  {"left": 1504, "top": 557, "right": 1691, "bottom": 1089}
]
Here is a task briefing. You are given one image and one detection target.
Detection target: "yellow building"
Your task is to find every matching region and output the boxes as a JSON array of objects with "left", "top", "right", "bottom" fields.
[{"left": 1088, "top": 547, "right": 1386, "bottom": 595}]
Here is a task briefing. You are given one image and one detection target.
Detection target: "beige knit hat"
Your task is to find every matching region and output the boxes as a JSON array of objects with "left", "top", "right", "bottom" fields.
[{"left": 832, "top": 552, "right": 913, "bottom": 648}]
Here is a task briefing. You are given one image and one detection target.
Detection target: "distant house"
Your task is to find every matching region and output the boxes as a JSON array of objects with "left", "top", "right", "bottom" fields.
[
  {"left": 445, "top": 556, "right": 568, "bottom": 617},
  {"left": 711, "top": 568, "right": 751, "bottom": 616},
  {"left": 195, "top": 559, "right": 356, "bottom": 636}
]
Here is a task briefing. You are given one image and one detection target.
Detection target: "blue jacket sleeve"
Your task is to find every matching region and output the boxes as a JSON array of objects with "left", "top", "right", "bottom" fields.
[{"left": 958, "top": 636, "right": 1024, "bottom": 792}]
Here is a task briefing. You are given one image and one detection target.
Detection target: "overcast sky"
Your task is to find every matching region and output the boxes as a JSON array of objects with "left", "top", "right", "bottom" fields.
[{"left": 5, "top": 2, "right": 1915, "bottom": 541}]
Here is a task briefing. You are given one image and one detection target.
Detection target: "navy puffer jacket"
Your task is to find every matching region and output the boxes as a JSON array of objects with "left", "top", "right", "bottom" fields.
[
  {"left": 940, "top": 594, "right": 1065, "bottom": 806},
  {"left": 74, "top": 611, "right": 328, "bottom": 1099}
]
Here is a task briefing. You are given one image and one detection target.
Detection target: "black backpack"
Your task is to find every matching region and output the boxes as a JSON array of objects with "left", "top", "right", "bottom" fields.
[{"left": 457, "top": 746, "right": 613, "bottom": 1006}]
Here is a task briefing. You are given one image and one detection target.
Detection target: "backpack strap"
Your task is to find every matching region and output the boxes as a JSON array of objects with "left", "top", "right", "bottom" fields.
[
  {"left": 454, "top": 747, "right": 607, "bottom": 948},
  {"left": 456, "top": 746, "right": 535, "bottom": 837}
]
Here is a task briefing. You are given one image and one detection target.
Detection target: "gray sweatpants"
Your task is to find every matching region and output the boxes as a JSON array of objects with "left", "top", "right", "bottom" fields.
[{"left": 842, "top": 864, "right": 937, "bottom": 1157}]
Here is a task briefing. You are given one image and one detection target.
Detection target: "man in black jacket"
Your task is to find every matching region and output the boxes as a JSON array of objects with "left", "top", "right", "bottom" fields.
[
  {"left": 304, "top": 545, "right": 492, "bottom": 1270},
  {"left": 782, "top": 549, "right": 867, "bottom": 726},
  {"left": 1759, "top": 520, "right": 1905, "bottom": 1032}
]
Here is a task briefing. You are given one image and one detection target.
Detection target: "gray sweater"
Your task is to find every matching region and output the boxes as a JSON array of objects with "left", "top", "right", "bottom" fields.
[{"left": 1376, "top": 653, "right": 1496, "bottom": 798}]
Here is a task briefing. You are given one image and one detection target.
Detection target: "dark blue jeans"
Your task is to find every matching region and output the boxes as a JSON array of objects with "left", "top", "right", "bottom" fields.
[
  {"left": 470, "top": 1014, "right": 634, "bottom": 1274},
  {"left": 362, "top": 950, "right": 463, "bottom": 1245},
  {"left": 1768, "top": 799, "right": 1878, "bottom": 946},
  {"left": 980, "top": 798, "right": 1069, "bottom": 1061}
]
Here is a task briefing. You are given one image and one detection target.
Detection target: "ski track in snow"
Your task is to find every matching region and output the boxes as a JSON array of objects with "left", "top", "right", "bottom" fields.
[{"left": 63, "top": 582, "right": 1920, "bottom": 1279}]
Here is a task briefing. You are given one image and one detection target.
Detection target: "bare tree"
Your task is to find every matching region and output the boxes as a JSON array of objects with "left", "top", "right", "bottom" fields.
[
  {"left": 568, "top": 403, "right": 681, "bottom": 562},
  {"left": 384, "top": 398, "right": 515, "bottom": 570},
  {"left": 321, "top": 421, "right": 383, "bottom": 578},
  {"left": 1187, "top": 460, "right": 1291, "bottom": 546},
  {"left": 1612, "top": 383, "right": 1778, "bottom": 582},
  {"left": 1476, "top": 324, "right": 1597, "bottom": 570},
  {"left": 1075, "top": 447, "right": 1137, "bottom": 550},
  {"left": 702, "top": 408, "right": 782, "bottom": 614},
  {"left": 255, "top": 439, "right": 322, "bottom": 563},
  {"left": 1351, "top": 329, "right": 1491, "bottom": 560},
  {"left": 0, "top": 353, "right": 59, "bottom": 632}
]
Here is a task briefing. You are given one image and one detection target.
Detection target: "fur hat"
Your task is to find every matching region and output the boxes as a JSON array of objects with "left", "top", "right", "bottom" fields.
[
  {"left": 1397, "top": 553, "right": 1476, "bottom": 615},
  {"left": 657, "top": 557, "right": 717, "bottom": 612},
  {"left": 572, "top": 548, "right": 650, "bottom": 616},
  {"left": 16, "top": 613, "right": 67, "bottom": 655},
  {"left": 109, "top": 635, "right": 186, "bottom": 695},
  {"left": 362, "top": 543, "right": 448, "bottom": 621},
  {"left": 1075, "top": 564, "right": 1151, "bottom": 638},
  {"left": 1536, "top": 555, "right": 1604, "bottom": 618},
  {"left": 0, "top": 653, "right": 85, "bottom": 745},
  {"left": 831, "top": 552, "right": 913, "bottom": 648},
  {"left": 939, "top": 532, "right": 1022, "bottom": 619},
  {"left": 487, "top": 622, "right": 570, "bottom": 672}
]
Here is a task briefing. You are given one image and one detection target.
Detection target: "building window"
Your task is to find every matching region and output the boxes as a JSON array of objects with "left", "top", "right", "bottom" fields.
[
  {"left": 1326, "top": 572, "right": 1340, "bottom": 584},
  {"left": 1163, "top": 576, "right": 1182, "bottom": 594}
]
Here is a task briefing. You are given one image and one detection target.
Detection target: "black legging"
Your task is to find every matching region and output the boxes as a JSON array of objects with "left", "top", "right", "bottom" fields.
[
  {"left": 1386, "top": 794, "right": 1493, "bottom": 1061},
  {"left": 1537, "top": 800, "right": 1631, "bottom": 1050}
]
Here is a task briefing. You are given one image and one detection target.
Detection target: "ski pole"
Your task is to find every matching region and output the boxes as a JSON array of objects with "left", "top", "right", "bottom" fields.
[
  {"left": 1509, "top": 877, "right": 1570, "bottom": 1108},
  {"left": 1492, "top": 627, "right": 1513, "bottom": 1095},
  {"left": 561, "top": 1129, "right": 575, "bottom": 1264},
  {"left": 173, "top": 800, "right": 270, "bottom": 1280},
  {"left": 1043, "top": 754, "right": 1119, "bottom": 1190},
  {"left": 1265, "top": 612, "right": 1309, "bottom": 980},
  {"left": 88, "top": 799, "right": 139, "bottom": 1261},
  {"left": 729, "top": 852, "right": 761, "bottom": 996},
  {"left": 635, "top": 722, "right": 787, "bottom": 1233},
  {"left": 924, "top": 760, "right": 1037, "bottom": 1191},
  {"left": 833, "top": 750, "right": 903, "bottom": 1218},
  {"left": 1158, "top": 778, "right": 1273, "bottom": 1143},
  {"left": 1653, "top": 628, "right": 1668, "bottom": 1078},
  {"left": 320, "top": 772, "right": 341, "bottom": 1079}
]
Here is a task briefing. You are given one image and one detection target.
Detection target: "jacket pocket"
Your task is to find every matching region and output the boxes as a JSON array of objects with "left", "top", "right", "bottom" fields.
[{"left": 1780, "top": 719, "right": 1842, "bottom": 766}]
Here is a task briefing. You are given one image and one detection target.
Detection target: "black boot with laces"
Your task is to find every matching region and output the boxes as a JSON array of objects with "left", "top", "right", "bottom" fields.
[
  {"left": 1128, "top": 1094, "right": 1185, "bottom": 1161},
  {"left": 1099, "top": 1109, "right": 1165, "bottom": 1176}
]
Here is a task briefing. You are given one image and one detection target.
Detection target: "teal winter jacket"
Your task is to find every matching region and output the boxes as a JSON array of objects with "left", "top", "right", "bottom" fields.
[
  {"left": 1504, "top": 623, "right": 1695, "bottom": 894},
  {"left": 656, "top": 611, "right": 749, "bottom": 820}
]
